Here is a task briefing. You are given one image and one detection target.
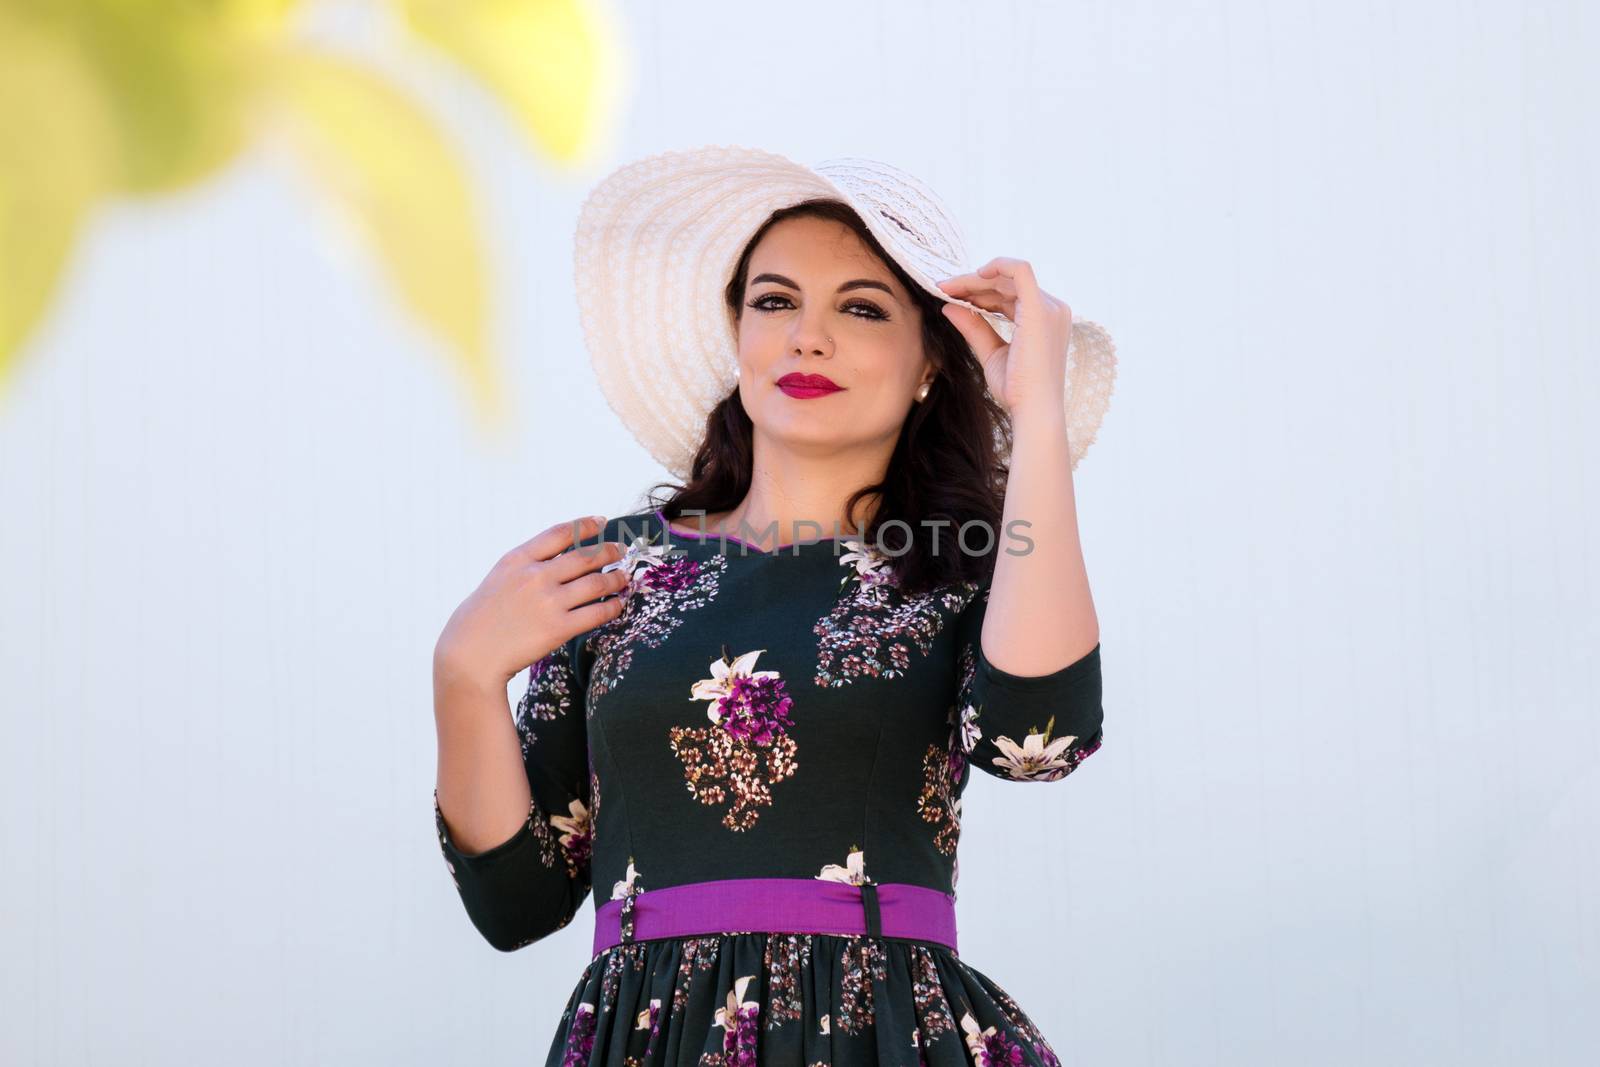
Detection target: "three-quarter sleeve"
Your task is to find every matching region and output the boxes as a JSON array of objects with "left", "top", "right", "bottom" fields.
[
  {"left": 951, "top": 574, "right": 1104, "bottom": 783},
  {"left": 433, "top": 631, "right": 595, "bottom": 951}
]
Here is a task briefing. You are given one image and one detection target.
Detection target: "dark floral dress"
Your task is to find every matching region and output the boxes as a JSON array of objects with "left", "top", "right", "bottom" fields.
[{"left": 433, "top": 510, "right": 1105, "bottom": 1066}]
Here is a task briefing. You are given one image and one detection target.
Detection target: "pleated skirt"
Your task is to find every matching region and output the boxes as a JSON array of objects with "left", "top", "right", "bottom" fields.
[{"left": 544, "top": 932, "right": 1063, "bottom": 1066}]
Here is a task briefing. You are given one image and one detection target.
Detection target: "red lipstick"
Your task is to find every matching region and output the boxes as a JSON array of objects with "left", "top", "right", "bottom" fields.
[{"left": 777, "top": 372, "right": 843, "bottom": 399}]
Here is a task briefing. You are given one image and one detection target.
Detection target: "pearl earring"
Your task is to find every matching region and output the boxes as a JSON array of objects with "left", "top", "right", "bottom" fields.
[{"left": 915, "top": 381, "right": 931, "bottom": 402}]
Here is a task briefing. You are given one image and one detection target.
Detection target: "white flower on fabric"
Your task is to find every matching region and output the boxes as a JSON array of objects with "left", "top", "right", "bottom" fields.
[
  {"left": 957, "top": 704, "right": 982, "bottom": 754},
  {"left": 819, "top": 1013, "right": 830, "bottom": 1034},
  {"left": 712, "top": 974, "right": 759, "bottom": 1028},
  {"left": 602, "top": 535, "right": 674, "bottom": 589},
  {"left": 690, "top": 648, "right": 780, "bottom": 721},
  {"left": 549, "top": 798, "right": 590, "bottom": 849},
  {"left": 838, "top": 539, "right": 894, "bottom": 585},
  {"left": 610, "top": 858, "right": 641, "bottom": 900},
  {"left": 961, "top": 1010, "right": 997, "bottom": 1061},
  {"left": 634, "top": 997, "right": 661, "bottom": 1030},
  {"left": 991, "top": 727, "right": 1079, "bottom": 781},
  {"left": 816, "top": 846, "right": 869, "bottom": 885}
]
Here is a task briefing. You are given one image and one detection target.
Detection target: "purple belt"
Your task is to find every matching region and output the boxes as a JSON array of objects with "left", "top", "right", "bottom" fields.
[{"left": 593, "top": 877, "right": 958, "bottom": 955}]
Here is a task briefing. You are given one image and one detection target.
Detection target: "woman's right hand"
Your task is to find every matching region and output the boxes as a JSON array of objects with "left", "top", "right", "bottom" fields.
[{"left": 433, "top": 514, "right": 629, "bottom": 693}]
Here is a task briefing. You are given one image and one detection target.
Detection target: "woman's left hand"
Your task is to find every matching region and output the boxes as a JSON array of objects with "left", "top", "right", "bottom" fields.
[{"left": 936, "top": 257, "right": 1071, "bottom": 421}]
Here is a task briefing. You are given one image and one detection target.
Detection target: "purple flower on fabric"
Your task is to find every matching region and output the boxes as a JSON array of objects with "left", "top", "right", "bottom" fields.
[
  {"left": 716, "top": 674, "right": 795, "bottom": 745},
  {"left": 603, "top": 534, "right": 675, "bottom": 593},
  {"left": 691, "top": 647, "right": 794, "bottom": 746},
  {"left": 529, "top": 649, "right": 559, "bottom": 683},
  {"left": 962, "top": 1010, "right": 1029, "bottom": 1067},
  {"left": 948, "top": 744, "right": 967, "bottom": 780},
  {"left": 548, "top": 798, "right": 592, "bottom": 879},
  {"left": 561, "top": 1002, "right": 596, "bottom": 1067},
  {"left": 714, "top": 975, "right": 761, "bottom": 1066},
  {"left": 838, "top": 539, "right": 897, "bottom": 587},
  {"left": 675, "top": 646, "right": 802, "bottom": 830},
  {"left": 982, "top": 1031, "right": 1027, "bottom": 1066},
  {"left": 638, "top": 556, "right": 701, "bottom": 594},
  {"left": 634, "top": 997, "right": 662, "bottom": 1044}
]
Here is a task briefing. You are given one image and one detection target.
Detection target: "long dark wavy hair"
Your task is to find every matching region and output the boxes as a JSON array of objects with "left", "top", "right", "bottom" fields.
[{"left": 640, "top": 198, "right": 1016, "bottom": 596}]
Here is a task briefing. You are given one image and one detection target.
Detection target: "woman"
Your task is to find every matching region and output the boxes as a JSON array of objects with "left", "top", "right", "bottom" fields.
[{"left": 431, "top": 146, "right": 1118, "bottom": 1066}]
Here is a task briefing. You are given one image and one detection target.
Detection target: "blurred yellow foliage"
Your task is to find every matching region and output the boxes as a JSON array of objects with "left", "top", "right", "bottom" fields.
[{"left": 0, "top": 0, "right": 626, "bottom": 426}]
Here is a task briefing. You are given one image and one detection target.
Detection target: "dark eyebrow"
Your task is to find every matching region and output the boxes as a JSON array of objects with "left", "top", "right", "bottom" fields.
[{"left": 749, "top": 272, "right": 896, "bottom": 298}]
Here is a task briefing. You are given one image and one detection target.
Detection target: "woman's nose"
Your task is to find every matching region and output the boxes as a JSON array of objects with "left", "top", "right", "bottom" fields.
[{"left": 790, "top": 313, "right": 834, "bottom": 356}]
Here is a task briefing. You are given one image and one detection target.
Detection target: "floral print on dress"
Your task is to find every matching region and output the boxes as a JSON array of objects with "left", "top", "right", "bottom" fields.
[
  {"left": 954, "top": 589, "right": 1104, "bottom": 786},
  {"left": 955, "top": 701, "right": 982, "bottom": 759},
  {"left": 670, "top": 646, "right": 800, "bottom": 831},
  {"left": 692, "top": 646, "right": 795, "bottom": 744},
  {"left": 712, "top": 975, "right": 760, "bottom": 1066},
  {"left": 611, "top": 858, "right": 643, "bottom": 899},
  {"left": 518, "top": 642, "right": 578, "bottom": 722},
  {"left": 589, "top": 764, "right": 601, "bottom": 837},
  {"left": 813, "top": 547, "right": 972, "bottom": 687},
  {"left": 961, "top": 1009, "right": 1028, "bottom": 1067},
  {"left": 601, "top": 531, "right": 678, "bottom": 589},
  {"left": 508, "top": 656, "right": 596, "bottom": 877},
  {"left": 548, "top": 798, "right": 593, "bottom": 880},
  {"left": 763, "top": 935, "right": 812, "bottom": 1030},
  {"left": 836, "top": 936, "right": 888, "bottom": 1035},
  {"left": 815, "top": 846, "right": 870, "bottom": 885},
  {"left": 434, "top": 508, "right": 1105, "bottom": 1063},
  {"left": 587, "top": 530, "right": 728, "bottom": 712},
  {"left": 911, "top": 947, "right": 958, "bottom": 1045},
  {"left": 990, "top": 716, "right": 1097, "bottom": 781},
  {"left": 552, "top": 933, "right": 1055, "bottom": 1067},
  {"left": 611, "top": 857, "right": 644, "bottom": 941},
  {"left": 559, "top": 1001, "right": 597, "bottom": 1067},
  {"left": 671, "top": 937, "right": 723, "bottom": 1015},
  {"left": 634, "top": 996, "right": 663, "bottom": 1043},
  {"left": 837, "top": 538, "right": 896, "bottom": 588},
  {"left": 917, "top": 690, "right": 976, "bottom": 870},
  {"left": 917, "top": 740, "right": 963, "bottom": 860},
  {"left": 990, "top": 985, "right": 1064, "bottom": 1067},
  {"left": 633, "top": 992, "right": 666, "bottom": 1064},
  {"left": 601, "top": 944, "right": 648, "bottom": 1015},
  {"left": 432, "top": 786, "right": 563, "bottom": 884}
]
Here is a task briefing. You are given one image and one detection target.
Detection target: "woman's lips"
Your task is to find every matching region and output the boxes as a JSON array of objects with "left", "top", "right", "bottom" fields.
[{"left": 777, "top": 373, "right": 842, "bottom": 399}]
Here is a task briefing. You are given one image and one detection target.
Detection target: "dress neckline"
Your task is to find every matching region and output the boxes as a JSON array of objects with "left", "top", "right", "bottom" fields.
[{"left": 652, "top": 508, "right": 860, "bottom": 556}]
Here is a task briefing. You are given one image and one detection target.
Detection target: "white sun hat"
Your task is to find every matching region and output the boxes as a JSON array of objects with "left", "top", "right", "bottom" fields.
[{"left": 571, "top": 144, "right": 1117, "bottom": 481}]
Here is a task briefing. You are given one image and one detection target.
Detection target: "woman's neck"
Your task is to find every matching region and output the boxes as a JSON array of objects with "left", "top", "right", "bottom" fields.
[{"left": 672, "top": 497, "right": 877, "bottom": 549}]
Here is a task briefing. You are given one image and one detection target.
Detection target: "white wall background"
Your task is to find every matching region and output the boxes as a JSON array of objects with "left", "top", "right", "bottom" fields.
[{"left": 2, "top": 0, "right": 1596, "bottom": 1064}]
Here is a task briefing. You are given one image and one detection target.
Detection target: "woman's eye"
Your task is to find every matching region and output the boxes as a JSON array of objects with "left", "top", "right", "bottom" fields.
[
  {"left": 842, "top": 300, "right": 888, "bottom": 320},
  {"left": 747, "top": 294, "right": 888, "bottom": 321}
]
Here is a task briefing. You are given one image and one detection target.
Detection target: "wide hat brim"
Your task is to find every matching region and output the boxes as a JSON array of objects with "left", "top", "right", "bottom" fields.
[{"left": 573, "top": 144, "right": 1117, "bottom": 481}]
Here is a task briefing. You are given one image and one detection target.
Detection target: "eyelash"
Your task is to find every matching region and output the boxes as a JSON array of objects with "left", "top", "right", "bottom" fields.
[{"left": 747, "top": 294, "right": 889, "bottom": 321}]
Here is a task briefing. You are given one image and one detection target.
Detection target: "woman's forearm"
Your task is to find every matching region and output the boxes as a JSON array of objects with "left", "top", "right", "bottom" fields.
[
  {"left": 433, "top": 652, "right": 533, "bottom": 856},
  {"left": 984, "top": 402, "right": 1101, "bottom": 674}
]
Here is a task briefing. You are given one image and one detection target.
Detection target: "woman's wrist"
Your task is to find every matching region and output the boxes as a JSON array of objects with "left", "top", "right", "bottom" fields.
[
  {"left": 433, "top": 649, "right": 511, "bottom": 705},
  {"left": 1007, "top": 400, "right": 1069, "bottom": 436}
]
